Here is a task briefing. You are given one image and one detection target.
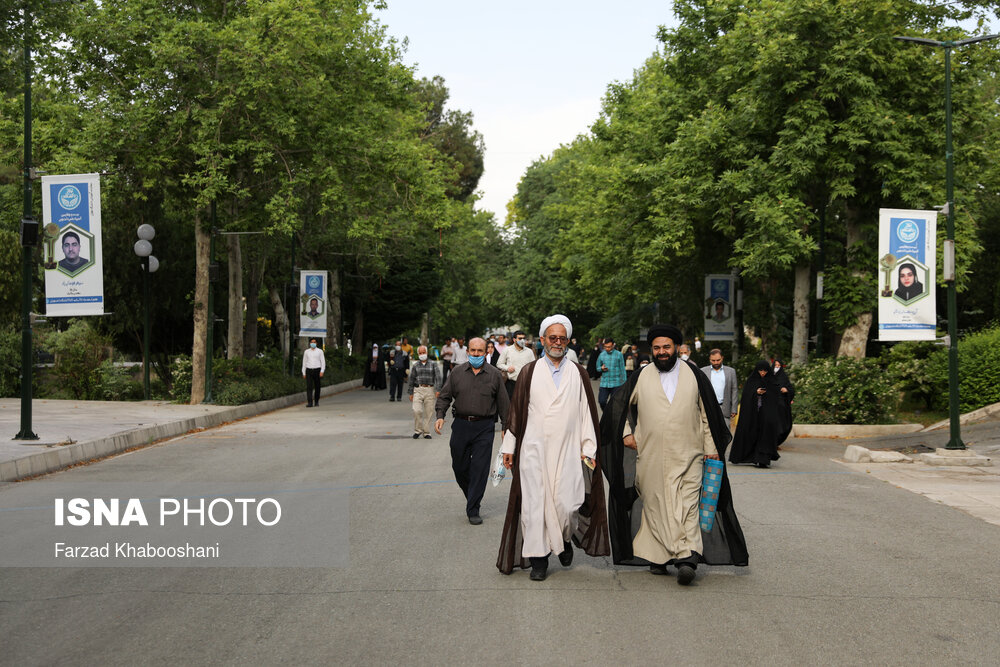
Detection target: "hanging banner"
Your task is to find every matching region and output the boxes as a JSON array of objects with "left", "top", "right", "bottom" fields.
[
  {"left": 298, "top": 270, "right": 328, "bottom": 338},
  {"left": 42, "top": 173, "right": 104, "bottom": 316},
  {"left": 877, "top": 208, "right": 937, "bottom": 341},
  {"left": 703, "top": 274, "right": 735, "bottom": 340}
]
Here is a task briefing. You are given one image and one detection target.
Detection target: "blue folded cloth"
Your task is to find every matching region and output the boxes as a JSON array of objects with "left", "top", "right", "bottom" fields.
[{"left": 700, "top": 459, "right": 724, "bottom": 532}]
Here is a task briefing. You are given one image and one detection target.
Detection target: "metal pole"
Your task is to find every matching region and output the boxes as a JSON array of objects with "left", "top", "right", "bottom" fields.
[
  {"left": 143, "top": 257, "right": 150, "bottom": 400},
  {"left": 943, "top": 45, "right": 964, "bottom": 450},
  {"left": 16, "top": 3, "right": 38, "bottom": 440}
]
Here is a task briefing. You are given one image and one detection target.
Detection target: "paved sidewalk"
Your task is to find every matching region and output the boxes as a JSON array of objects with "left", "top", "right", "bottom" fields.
[
  {"left": 829, "top": 419, "right": 1000, "bottom": 527},
  {"left": 0, "top": 379, "right": 362, "bottom": 481}
]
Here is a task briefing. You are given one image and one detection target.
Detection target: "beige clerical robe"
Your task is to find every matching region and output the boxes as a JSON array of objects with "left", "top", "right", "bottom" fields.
[
  {"left": 624, "top": 362, "right": 717, "bottom": 564},
  {"left": 501, "top": 360, "right": 598, "bottom": 558}
]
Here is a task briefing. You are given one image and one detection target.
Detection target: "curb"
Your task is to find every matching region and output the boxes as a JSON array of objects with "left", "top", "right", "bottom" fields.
[
  {"left": 0, "top": 379, "right": 363, "bottom": 482},
  {"left": 791, "top": 424, "right": 924, "bottom": 439}
]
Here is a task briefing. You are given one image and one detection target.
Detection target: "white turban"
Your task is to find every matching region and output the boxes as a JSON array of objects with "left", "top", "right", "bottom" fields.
[{"left": 538, "top": 314, "right": 572, "bottom": 340}]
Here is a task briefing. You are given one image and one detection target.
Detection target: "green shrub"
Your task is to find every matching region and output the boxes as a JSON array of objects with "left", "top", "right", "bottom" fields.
[
  {"left": 170, "top": 355, "right": 193, "bottom": 402},
  {"left": 96, "top": 361, "right": 142, "bottom": 401},
  {"left": 954, "top": 324, "right": 1000, "bottom": 412},
  {"left": 0, "top": 326, "right": 21, "bottom": 397},
  {"left": 214, "top": 381, "right": 264, "bottom": 405},
  {"left": 789, "top": 357, "right": 898, "bottom": 425},
  {"left": 881, "top": 341, "right": 947, "bottom": 410},
  {"left": 41, "top": 319, "right": 112, "bottom": 400}
]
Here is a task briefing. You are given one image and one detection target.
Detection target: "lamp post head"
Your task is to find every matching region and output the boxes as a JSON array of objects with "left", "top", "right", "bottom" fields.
[
  {"left": 133, "top": 239, "right": 152, "bottom": 258},
  {"left": 137, "top": 224, "right": 156, "bottom": 241}
]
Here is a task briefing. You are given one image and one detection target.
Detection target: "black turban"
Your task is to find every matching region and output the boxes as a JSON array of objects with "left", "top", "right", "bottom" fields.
[{"left": 647, "top": 324, "right": 683, "bottom": 346}]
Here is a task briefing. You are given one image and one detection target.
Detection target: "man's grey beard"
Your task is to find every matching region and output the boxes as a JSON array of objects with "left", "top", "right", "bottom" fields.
[
  {"left": 653, "top": 353, "right": 677, "bottom": 372},
  {"left": 546, "top": 347, "right": 565, "bottom": 359}
]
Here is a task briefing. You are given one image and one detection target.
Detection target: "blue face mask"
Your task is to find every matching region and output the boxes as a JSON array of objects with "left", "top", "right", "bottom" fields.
[
  {"left": 468, "top": 354, "right": 485, "bottom": 368},
  {"left": 310, "top": 343, "right": 317, "bottom": 349}
]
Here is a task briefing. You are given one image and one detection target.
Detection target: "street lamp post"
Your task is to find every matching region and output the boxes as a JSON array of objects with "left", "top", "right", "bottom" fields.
[
  {"left": 134, "top": 225, "right": 158, "bottom": 400},
  {"left": 15, "top": 3, "right": 39, "bottom": 441},
  {"left": 894, "top": 32, "right": 1000, "bottom": 450}
]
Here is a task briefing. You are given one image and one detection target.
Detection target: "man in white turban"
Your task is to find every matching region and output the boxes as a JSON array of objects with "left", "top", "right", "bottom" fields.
[{"left": 496, "top": 314, "right": 609, "bottom": 581}]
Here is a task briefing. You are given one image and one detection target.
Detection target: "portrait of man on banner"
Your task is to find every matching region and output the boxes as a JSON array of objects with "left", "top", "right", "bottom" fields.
[
  {"left": 708, "top": 299, "right": 730, "bottom": 323},
  {"left": 55, "top": 227, "right": 95, "bottom": 278},
  {"left": 303, "top": 295, "right": 325, "bottom": 319}
]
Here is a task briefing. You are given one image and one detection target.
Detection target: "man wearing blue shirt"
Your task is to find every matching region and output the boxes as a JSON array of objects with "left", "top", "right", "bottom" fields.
[{"left": 597, "top": 338, "right": 626, "bottom": 410}]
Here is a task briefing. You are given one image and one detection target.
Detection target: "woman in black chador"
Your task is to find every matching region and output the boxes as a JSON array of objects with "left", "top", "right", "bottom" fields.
[
  {"left": 362, "top": 343, "right": 386, "bottom": 391},
  {"left": 771, "top": 358, "right": 795, "bottom": 445},
  {"left": 894, "top": 262, "right": 923, "bottom": 301},
  {"left": 729, "top": 360, "right": 783, "bottom": 468}
]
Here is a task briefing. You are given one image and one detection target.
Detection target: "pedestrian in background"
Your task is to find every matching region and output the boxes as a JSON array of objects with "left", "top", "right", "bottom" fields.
[
  {"left": 301, "top": 338, "right": 325, "bottom": 408},
  {"left": 435, "top": 337, "right": 510, "bottom": 525},
  {"left": 387, "top": 341, "right": 409, "bottom": 402},
  {"left": 596, "top": 338, "right": 626, "bottom": 411},
  {"left": 409, "top": 345, "right": 441, "bottom": 440},
  {"left": 701, "top": 348, "right": 739, "bottom": 432},
  {"left": 497, "top": 330, "right": 536, "bottom": 400}
]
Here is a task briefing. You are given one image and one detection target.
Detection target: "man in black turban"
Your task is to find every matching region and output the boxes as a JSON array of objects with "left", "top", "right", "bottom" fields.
[{"left": 600, "top": 324, "right": 748, "bottom": 586}]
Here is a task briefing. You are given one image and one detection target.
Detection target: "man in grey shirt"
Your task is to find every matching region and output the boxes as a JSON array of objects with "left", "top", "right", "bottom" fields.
[
  {"left": 435, "top": 337, "right": 510, "bottom": 525},
  {"left": 701, "top": 348, "right": 739, "bottom": 431}
]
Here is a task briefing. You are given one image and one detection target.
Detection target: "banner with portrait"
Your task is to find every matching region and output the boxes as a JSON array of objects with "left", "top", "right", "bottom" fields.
[
  {"left": 41, "top": 173, "right": 104, "bottom": 316},
  {"left": 877, "top": 208, "right": 937, "bottom": 341},
  {"left": 703, "top": 274, "right": 735, "bottom": 340},
  {"left": 298, "top": 270, "right": 328, "bottom": 338}
]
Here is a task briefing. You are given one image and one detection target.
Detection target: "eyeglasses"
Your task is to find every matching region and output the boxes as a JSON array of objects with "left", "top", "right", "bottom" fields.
[{"left": 546, "top": 336, "right": 568, "bottom": 343}]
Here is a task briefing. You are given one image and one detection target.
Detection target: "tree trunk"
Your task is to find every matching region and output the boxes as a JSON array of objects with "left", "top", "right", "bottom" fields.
[
  {"left": 351, "top": 301, "right": 364, "bottom": 356},
  {"left": 244, "top": 256, "right": 262, "bottom": 357},
  {"left": 327, "top": 269, "right": 341, "bottom": 348},
  {"left": 269, "top": 286, "right": 290, "bottom": 364},
  {"left": 837, "top": 211, "right": 873, "bottom": 358},
  {"left": 420, "top": 312, "right": 429, "bottom": 346},
  {"left": 190, "top": 216, "right": 210, "bottom": 404},
  {"left": 791, "top": 262, "right": 810, "bottom": 365},
  {"left": 226, "top": 234, "right": 244, "bottom": 359}
]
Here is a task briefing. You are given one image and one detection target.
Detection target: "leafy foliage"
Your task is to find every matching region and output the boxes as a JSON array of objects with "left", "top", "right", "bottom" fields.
[
  {"left": 40, "top": 319, "right": 112, "bottom": 400},
  {"left": 789, "top": 357, "right": 898, "bottom": 424}
]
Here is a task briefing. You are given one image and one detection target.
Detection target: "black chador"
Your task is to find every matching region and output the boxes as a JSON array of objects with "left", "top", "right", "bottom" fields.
[
  {"left": 729, "top": 361, "right": 784, "bottom": 468},
  {"left": 599, "top": 357, "right": 749, "bottom": 567}
]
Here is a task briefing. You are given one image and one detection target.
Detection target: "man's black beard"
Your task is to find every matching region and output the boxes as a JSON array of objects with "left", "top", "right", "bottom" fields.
[{"left": 653, "top": 353, "right": 677, "bottom": 372}]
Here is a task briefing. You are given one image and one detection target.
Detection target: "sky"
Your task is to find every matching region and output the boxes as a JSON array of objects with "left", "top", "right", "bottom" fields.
[{"left": 374, "top": 1, "right": 678, "bottom": 222}]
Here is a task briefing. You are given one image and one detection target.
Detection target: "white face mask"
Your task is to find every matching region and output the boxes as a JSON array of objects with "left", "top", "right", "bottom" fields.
[
  {"left": 418, "top": 354, "right": 428, "bottom": 361},
  {"left": 395, "top": 345, "right": 401, "bottom": 351},
  {"left": 680, "top": 354, "right": 689, "bottom": 361},
  {"left": 515, "top": 338, "right": 525, "bottom": 348}
]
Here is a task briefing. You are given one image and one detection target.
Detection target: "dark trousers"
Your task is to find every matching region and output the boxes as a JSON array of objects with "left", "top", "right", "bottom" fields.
[
  {"left": 599, "top": 385, "right": 619, "bottom": 411},
  {"left": 505, "top": 379, "right": 516, "bottom": 401},
  {"left": 449, "top": 418, "right": 495, "bottom": 517},
  {"left": 389, "top": 370, "right": 405, "bottom": 399},
  {"left": 305, "top": 368, "right": 321, "bottom": 406},
  {"left": 441, "top": 360, "right": 452, "bottom": 384}
]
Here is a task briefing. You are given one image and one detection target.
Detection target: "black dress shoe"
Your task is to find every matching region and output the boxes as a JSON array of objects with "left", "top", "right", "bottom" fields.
[
  {"left": 649, "top": 563, "right": 669, "bottom": 576},
  {"left": 412, "top": 433, "right": 420, "bottom": 439},
  {"left": 468, "top": 514, "right": 483, "bottom": 525},
  {"left": 558, "top": 541, "right": 573, "bottom": 567},
  {"left": 529, "top": 557, "right": 548, "bottom": 581},
  {"left": 423, "top": 434, "right": 432, "bottom": 439},
  {"left": 677, "top": 564, "right": 696, "bottom": 586},
  {"left": 306, "top": 404, "right": 313, "bottom": 408},
  {"left": 389, "top": 397, "right": 395, "bottom": 402}
]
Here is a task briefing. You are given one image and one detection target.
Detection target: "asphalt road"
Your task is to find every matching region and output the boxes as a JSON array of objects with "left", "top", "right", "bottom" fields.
[{"left": 2, "top": 387, "right": 998, "bottom": 665}]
